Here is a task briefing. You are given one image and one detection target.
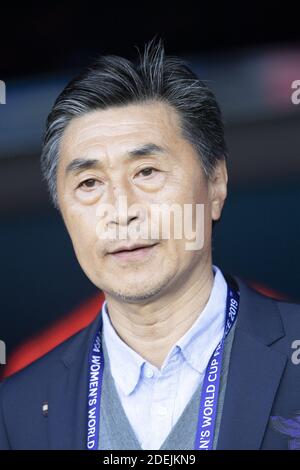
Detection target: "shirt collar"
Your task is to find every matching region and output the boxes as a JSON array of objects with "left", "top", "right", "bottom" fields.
[{"left": 101, "top": 264, "right": 227, "bottom": 396}]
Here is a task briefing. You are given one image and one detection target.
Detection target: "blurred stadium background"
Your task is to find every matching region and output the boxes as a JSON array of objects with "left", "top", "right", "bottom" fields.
[{"left": 0, "top": 3, "right": 300, "bottom": 375}]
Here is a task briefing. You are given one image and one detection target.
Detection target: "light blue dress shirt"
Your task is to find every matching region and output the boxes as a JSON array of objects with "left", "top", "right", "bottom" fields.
[{"left": 101, "top": 264, "right": 228, "bottom": 450}]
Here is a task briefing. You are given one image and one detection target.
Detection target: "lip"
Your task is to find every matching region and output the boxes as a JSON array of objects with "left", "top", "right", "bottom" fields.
[
  {"left": 108, "top": 242, "right": 158, "bottom": 254},
  {"left": 107, "top": 243, "right": 159, "bottom": 261}
]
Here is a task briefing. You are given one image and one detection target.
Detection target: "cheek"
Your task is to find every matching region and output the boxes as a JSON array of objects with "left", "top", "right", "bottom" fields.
[
  {"left": 64, "top": 208, "right": 98, "bottom": 257},
  {"left": 166, "top": 239, "right": 198, "bottom": 276},
  {"left": 165, "top": 234, "right": 192, "bottom": 259},
  {"left": 167, "top": 164, "right": 207, "bottom": 204}
]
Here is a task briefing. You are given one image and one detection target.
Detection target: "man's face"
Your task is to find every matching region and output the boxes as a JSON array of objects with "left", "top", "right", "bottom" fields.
[{"left": 57, "top": 101, "right": 227, "bottom": 303}]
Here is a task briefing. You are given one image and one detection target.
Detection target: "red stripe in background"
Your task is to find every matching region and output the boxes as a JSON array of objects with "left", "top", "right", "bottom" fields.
[
  {"left": 0, "top": 283, "right": 290, "bottom": 380},
  {"left": 1, "top": 292, "right": 105, "bottom": 380}
]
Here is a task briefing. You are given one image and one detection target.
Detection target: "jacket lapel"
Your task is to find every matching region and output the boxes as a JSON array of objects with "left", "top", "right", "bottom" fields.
[
  {"left": 47, "top": 311, "right": 102, "bottom": 450},
  {"left": 217, "top": 274, "right": 288, "bottom": 449}
]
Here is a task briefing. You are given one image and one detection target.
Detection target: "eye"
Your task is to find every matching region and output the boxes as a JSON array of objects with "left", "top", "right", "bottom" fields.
[
  {"left": 136, "top": 167, "right": 157, "bottom": 178},
  {"left": 78, "top": 178, "right": 98, "bottom": 190}
]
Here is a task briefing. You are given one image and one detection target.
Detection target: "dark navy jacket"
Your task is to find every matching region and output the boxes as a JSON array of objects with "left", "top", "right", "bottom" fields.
[{"left": 1, "top": 273, "right": 300, "bottom": 449}]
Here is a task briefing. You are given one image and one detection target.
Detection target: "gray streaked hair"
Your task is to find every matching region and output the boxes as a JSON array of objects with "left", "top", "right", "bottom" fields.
[{"left": 40, "top": 38, "right": 228, "bottom": 209}]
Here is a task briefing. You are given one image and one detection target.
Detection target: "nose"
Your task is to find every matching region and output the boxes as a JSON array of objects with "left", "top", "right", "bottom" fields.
[{"left": 107, "top": 180, "right": 140, "bottom": 228}]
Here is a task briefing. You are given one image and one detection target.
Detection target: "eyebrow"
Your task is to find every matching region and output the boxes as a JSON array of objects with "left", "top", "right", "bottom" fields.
[{"left": 65, "top": 143, "right": 167, "bottom": 176}]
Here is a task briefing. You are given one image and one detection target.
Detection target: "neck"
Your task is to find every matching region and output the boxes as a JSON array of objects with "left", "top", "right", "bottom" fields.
[{"left": 104, "top": 260, "right": 215, "bottom": 369}]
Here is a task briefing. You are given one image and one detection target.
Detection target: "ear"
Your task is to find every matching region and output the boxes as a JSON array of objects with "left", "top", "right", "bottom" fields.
[{"left": 208, "top": 160, "right": 228, "bottom": 221}]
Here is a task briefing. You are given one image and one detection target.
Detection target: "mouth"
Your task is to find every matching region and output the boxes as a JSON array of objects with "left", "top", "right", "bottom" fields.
[{"left": 107, "top": 243, "right": 159, "bottom": 261}]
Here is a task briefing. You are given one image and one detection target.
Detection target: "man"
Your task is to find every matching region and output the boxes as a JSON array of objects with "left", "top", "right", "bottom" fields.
[{"left": 1, "top": 39, "right": 300, "bottom": 450}]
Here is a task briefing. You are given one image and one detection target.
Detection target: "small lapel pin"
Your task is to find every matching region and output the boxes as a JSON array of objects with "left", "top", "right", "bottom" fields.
[{"left": 42, "top": 401, "right": 49, "bottom": 417}]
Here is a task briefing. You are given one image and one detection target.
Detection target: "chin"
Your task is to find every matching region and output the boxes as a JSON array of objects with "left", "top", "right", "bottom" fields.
[{"left": 105, "top": 278, "right": 170, "bottom": 304}]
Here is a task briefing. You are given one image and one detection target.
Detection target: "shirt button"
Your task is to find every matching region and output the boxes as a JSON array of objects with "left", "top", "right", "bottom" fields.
[
  {"left": 144, "top": 366, "right": 154, "bottom": 378},
  {"left": 157, "top": 406, "right": 167, "bottom": 416}
]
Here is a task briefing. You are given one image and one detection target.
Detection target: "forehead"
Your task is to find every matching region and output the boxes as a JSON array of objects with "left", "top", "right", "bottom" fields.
[{"left": 59, "top": 100, "right": 183, "bottom": 159}]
